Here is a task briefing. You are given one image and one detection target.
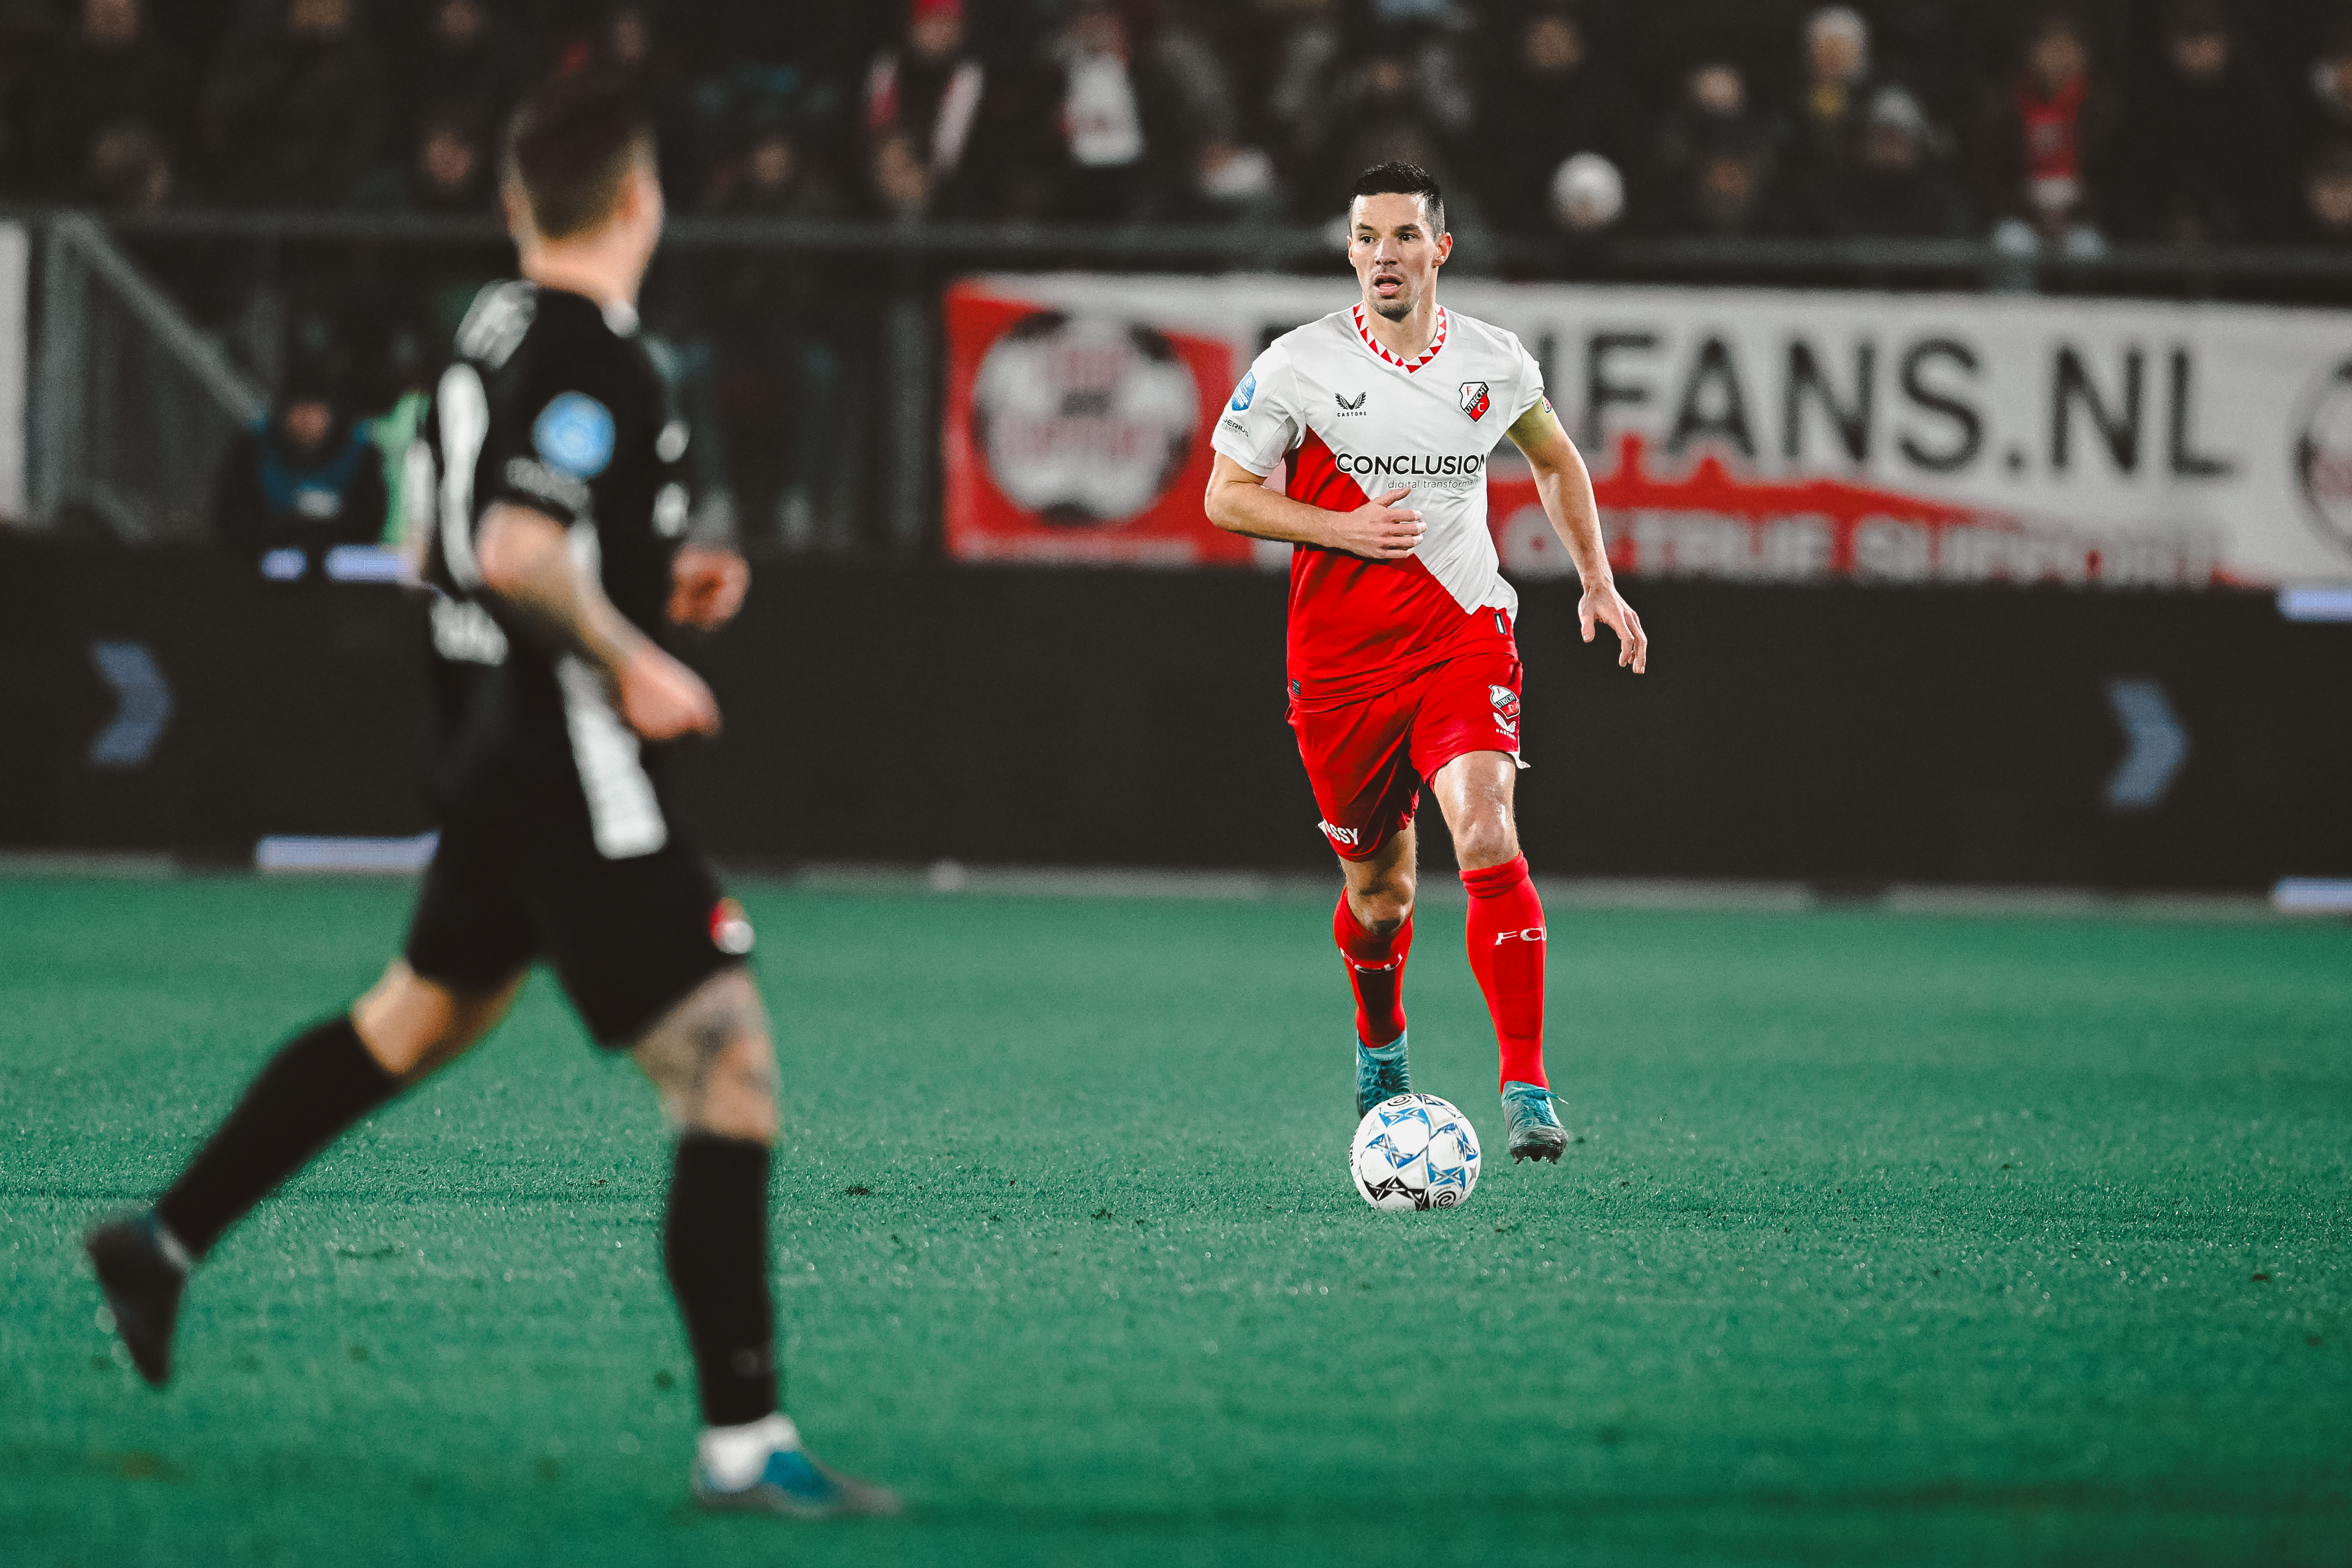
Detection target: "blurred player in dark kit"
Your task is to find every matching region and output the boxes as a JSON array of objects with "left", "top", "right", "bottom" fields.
[{"left": 84, "top": 77, "right": 897, "bottom": 1521}]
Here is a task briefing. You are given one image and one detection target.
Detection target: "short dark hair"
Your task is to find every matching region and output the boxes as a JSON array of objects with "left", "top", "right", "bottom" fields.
[
  {"left": 1349, "top": 161, "right": 1446, "bottom": 236},
  {"left": 502, "top": 77, "right": 654, "bottom": 240}
]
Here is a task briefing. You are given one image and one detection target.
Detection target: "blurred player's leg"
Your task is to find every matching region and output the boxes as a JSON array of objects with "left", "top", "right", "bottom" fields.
[
  {"left": 630, "top": 968, "right": 899, "bottom": 1519},
  {"left": 1432, "top": 752, "right": 1566, "bottom": 1163},
  {"left": 86, "top": 964, "right": 520, "bottom": 1383},
  {"left": 1337, "top": 825, "right": 1418, "bottom": 1114}
]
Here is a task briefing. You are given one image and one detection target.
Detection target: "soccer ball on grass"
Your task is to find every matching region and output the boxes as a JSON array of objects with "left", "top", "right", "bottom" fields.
[{"left": 1351, "top": 1094, "right": 1480, "bottom": 1210}]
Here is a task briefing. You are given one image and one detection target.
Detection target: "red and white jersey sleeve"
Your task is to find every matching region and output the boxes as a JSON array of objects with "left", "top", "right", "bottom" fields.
[{"left": 1212, "top": 304, "right": 1546, "bottom": 704}]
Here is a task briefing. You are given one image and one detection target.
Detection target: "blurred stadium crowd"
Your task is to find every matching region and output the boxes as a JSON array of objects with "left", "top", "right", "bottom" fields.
[
  {"left": 12, "top": 0, "right": 2352, "bottom": 248},
  {"left": 22, "top": 0, "right": 2352, "bottom": 556}
]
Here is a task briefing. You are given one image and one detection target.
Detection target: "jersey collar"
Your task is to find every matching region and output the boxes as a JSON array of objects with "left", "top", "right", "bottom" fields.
[{"left": 1352, "top": 302, "right": 1448, "bottom": 373}]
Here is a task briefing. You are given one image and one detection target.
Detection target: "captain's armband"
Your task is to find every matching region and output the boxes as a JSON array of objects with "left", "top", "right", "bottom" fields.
[{"left": 1505, "top": 395, "right": 1565, "bottom": 452}]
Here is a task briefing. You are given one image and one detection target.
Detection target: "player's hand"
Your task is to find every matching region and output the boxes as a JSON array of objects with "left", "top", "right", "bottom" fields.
[
  {"left": 615, "top": 643, "right": 721, "bottom": 740},
  {"left": 668, "top": 546, "right": 749, "bottom": 630},
  {"left": 1579, "top": 582, "right": 1648, "bottom": 673},
  {"left": 1330, "top": 487, "right": 1425, "bottom": 560}
]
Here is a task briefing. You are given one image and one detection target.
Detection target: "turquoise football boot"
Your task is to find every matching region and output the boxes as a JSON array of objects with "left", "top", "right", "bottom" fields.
[
  {"left": 1355, "top": 1032, "right": 1411, "bottom": 1118},
  {"left": 692, "top": 1435, "right": 901, "bottom": 1519},
  {"left": 1501, "top": 1081, "right": 1567, "bottom": 1163}
]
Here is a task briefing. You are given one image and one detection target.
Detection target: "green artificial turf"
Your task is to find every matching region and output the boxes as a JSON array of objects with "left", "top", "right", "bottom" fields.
[{"left": 1, "top": 873, "right": 2347, "bottom": 1567}]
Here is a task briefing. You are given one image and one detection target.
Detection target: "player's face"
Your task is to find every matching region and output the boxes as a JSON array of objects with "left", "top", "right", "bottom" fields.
[{"left": 1347, "top": 193, "right": 1450, "bottom": 321}]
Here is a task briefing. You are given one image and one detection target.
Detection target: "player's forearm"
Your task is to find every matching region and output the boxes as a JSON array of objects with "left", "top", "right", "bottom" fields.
[
  {"left": 1205, "top": 479, "right": 1348, "bottom": 549},
  {"left": 477, "top": 504, "right": 650, "bottom": 679},
  {"left": 1533, "top": 460, "right": 1614, "bottom": 587}
]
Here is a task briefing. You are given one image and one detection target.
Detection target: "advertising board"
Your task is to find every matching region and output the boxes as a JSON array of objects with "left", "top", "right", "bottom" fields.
[{"left": 944, "top": 275, "right": 2352, "bottom": 588}]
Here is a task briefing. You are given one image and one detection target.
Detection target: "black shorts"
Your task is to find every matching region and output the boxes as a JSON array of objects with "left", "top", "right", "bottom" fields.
[{"left": 403, "top": 815, "right": 746, "bottom": 1047}]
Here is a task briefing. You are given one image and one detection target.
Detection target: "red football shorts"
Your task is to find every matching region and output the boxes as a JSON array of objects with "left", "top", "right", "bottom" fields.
[{"left": 1289, "top": 640, "right": 1525, "bottom": 861}]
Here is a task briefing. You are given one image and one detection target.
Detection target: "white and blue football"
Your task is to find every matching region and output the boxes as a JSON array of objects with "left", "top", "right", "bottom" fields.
[{"left": 1351, "top": 1094, "right": 1481, "bottom": 1211}]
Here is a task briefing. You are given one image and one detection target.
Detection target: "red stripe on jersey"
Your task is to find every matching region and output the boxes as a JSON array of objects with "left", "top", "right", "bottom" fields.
[{"left": 1284, "top": 429, "right": 1504, "bottom": 705}]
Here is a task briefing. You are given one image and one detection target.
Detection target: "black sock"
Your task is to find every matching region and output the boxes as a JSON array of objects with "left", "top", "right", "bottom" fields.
[
  {"left": 664, "top": 1133, "right": 778, "bottom": 1427},
  {"left": 154, "top": 1015, "right": 399, "bottom": 1258}
]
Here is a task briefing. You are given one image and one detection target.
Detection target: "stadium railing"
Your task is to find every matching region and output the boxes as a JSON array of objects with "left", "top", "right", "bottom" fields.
[
  {"left": 9, "top": 206, "right": 2352, "bottom": 550},
  {"left": 29, "top": 214, "right": 265, "bottom": 542}
]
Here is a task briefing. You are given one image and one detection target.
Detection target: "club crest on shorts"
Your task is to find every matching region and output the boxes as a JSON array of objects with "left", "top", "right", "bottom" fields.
[
  {"left": 1489, "top": 684, "right": 1520, "bottom": 738},
  {"left": 1459, "top": 381, "right": 1491, "bottom": 421},
  {"left": 709, "top": 898, "right": 755, "bottom": 956}
]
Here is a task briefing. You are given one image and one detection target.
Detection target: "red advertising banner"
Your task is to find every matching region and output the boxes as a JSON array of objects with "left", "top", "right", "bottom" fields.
[
  {"left": 942, "top": 281, "right": 1253, "bottom": 565},
  {"left": 944, "top": 272, "right": 2352, "bottom": 586}
]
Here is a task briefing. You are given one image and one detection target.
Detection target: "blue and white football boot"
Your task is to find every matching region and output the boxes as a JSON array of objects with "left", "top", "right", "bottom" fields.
[
  {"left": 691, "top": 1414, "right": 901, "bottom": 1519},
  {"left": 1501, "top": 1081, "right": 1567, "bottom": 1163},
  {"left": 1355, "top": 1032, "right": 1411, "bottom": 1118}
]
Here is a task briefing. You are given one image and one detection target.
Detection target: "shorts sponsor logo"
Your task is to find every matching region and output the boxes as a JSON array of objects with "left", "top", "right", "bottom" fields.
[
  {"left": 1494, "top": 926, "right": 1546, "bottom": 945},
  {"left": 1319, "top": 820, "right": 1360, "bottom": 847},
  {"left": 1490, "top": 683, "right": 1520, "bottom": 739},
  {"left": 1460, "top": 381, "right": 1491, "bottom": 421},
  {"left": 1230, "top": 371, "right": 1257, "bottom": 411},
  {"left": 711, "top": 897, "right": 755, "bottom": 955}
]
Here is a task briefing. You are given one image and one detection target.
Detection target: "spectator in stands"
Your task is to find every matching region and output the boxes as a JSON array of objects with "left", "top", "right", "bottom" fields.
[
  {"left": 394, "top": 0, "right": 526, "bottom": 146},
  {"left": 2294, "top": 140, "right": 2352, "bottom": 245},
  {"left": 861, "top": 0, "right": 988, "bottom": 218},
  {"left": 202, "top": 0, "right": 389, "bottom": 206},
  {"left": 86, "top": 119, "right": 175, "bottom": 208},
  {"left": 357, "top": 101, "right": 494, "bottom": 212},
  {"left": 1787, "top": 7, "right": 1874, "bottom": 188},
  {"left": 541, "top": 5, "right": 699, "bottom": 194},
  {"left": 1042, "top": 0, "right": 1178, "bottom": 220},
  {"left": 1549, "top": 149, "right": 1626, "bottom": 256},
  {"left": 1475, "top": 3, "right": 1634, "bottom": 234},
  {"left": 1153, "top": 0, "right": 1284, "bottom": 222},
  {"left": 2131, "top": 0, "right": 2283, "bottom": 243},
  {"left": 1652, "top": 60, "right": 1784, "bottom": 236},
  {"left": 1971, "top": 10, "right": 2124, "bottom": 252},
  {"left": 1809, "top": 84, "right": 1968, "bottom": 238},
  {"left": 28, "top": 0, "right": 193, "bottom": 202},
  {"left": 212, "top": 373, "right": 388, "bottom": 576},
  {"left": 1261, "top": 0, "right": 1345, "bottom": 180},
  {"left": 2294, "top": 23, "right": 2352, "bottom": 153},
  {"left": 700, "top": 112, "right": 847, "bottom": 548},
  {"left": 1310, "top": 28, "right": 1464, "bottom": 219}
]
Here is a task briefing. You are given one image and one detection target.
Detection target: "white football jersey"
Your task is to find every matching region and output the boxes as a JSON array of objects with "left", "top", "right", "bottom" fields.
[{"left": 1212, "top": 303, "right": 1546, "bottom": 700}]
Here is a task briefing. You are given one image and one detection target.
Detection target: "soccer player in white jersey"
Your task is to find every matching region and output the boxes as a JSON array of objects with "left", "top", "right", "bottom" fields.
[{"left": 1204, "top": 161, "right": 1647, "bottom": 1162}]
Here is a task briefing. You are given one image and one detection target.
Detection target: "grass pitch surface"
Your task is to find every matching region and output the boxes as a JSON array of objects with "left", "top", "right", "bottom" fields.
[{"left": 2, "top": 874, "right": 2348, "bottom": 1567}]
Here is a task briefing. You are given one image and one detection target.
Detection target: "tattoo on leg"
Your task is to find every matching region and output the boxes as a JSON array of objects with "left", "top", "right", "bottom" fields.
[{"left": 640, "top": 974, "right": 774, "bottom": 1129}]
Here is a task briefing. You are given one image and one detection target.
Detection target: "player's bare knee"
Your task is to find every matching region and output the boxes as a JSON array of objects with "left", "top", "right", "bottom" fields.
[
  {"left": 699, "top": 1035, "right": 780, "bottom": 1142},
  {"left": 635, "top": 970, "right": 777, "bottom": 1139},
  {"left": 352, "top": 962, "right": 472, "bottom": 1077},
  {"left": 1452, "top": 817, "right": 1519, "bottom": 872},
  {"left": 1355, "top": 881, "right": 1414, "bottom": 934}
]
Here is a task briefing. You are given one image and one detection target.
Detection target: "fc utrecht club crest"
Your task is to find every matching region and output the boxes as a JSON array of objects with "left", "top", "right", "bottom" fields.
[
  {"left": 1459, "top": 381, "right": 1491, "bottom": 421},
  {"left": 1489, "top": 684, "right": 1519, "bottom": 738}
]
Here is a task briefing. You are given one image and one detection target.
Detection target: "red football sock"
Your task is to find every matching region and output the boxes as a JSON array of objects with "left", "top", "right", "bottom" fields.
[
  {"left": 1461, "top": 853, "right": 1547, "bottom": 1090},
  {"left": 1333, "top": 894, "right": 1413, "bottom": 1048}
]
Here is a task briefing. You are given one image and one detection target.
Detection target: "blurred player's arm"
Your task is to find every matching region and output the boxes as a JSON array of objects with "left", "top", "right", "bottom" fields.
[
  {"left": 668, "top": 495, "right": 750, "bottom": 631},
  {"left": 1204, "top": 454, "right": 1427, "bottom": 560},
  {"left": 476, "top": 501, "right": 721, "bottom": 738},
  {"left": 1505, "top": 400, "right": 1648, "bottom": 674}
]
